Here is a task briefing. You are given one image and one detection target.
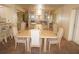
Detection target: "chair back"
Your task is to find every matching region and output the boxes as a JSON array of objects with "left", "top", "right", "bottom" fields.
[
  {"left": 31, "top": 29, "right": 40, "bottom": 47},
  {"left": 21, "top": 22, "right": 26, "bottom": 30},
  {"left": 53, "top": 23, "right": 58, "bottom": 34},
  {"left": 12, "top": 27, "right": 18, "bottom": 36},
  {"left": 57, "top": 27, "right": 64, "bottom": 43},
  {"left": 35, "top": 24, "right": 42, "bottom": 30},
  {"left": 12, "top": 27, "right": 18, "bottom": 40}
]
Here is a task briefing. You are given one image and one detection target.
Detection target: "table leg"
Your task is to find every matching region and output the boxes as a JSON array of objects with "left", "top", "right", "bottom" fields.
[
  {"left": 27, "top": 38, "right": 30, "bottom": 52},
  {"left": 43, "top": 38, "right": 47, "bottom": 52}
]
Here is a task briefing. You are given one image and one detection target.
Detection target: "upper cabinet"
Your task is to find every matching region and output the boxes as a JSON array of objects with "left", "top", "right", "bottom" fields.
[{"left": 28, "top": 10, "right": 53, "bottom": 22}]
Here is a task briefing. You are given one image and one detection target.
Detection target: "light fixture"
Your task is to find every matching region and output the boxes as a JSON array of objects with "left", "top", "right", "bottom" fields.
[
  {"left": 36, "top": 4, "right": 43, "bottom": 15},
  {"left": 36, "top": 4, "right": 43, "bottom": 10}
]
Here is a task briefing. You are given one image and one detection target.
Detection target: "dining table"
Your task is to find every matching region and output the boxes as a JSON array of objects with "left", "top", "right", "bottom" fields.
[{"left": 17, "top": 29, "right": 57, "bottom": 52}]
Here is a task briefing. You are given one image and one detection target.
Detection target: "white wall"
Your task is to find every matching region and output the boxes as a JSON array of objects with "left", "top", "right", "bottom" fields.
[
  {"left": 68, "top": 9, "right": 76, "bottom": 41},
  {"left": 72, "top": 10, "right": 79, "bottom": 45}
]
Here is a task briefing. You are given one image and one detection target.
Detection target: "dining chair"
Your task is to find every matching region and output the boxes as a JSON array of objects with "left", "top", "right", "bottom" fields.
[
  {"left": 1, "top": 24, "right": 9, "bottom": 43},
  {"left": 35, "top": 24, "right": 42, "bottom": 30},
  {"left": 53, "top": 23, "right": 58, "bottom": 34},
  {"left": 30, "top": 29, "right": 42, "bottom": 53},
  {"left": 0, "top": 31, "right": 4, "bottom": 44},
  {"left": 48, "top": 27, "right": 64, "bottom": 52},
  {"left": 0, "top": 25, "right": 4, "bottom": 43},
  {"left": 8, "top": 27, "right": 14, "bottom": 40},
  {"left": 12, "top": 27, "right": 27, "bottom": 51},
  {"left": 5, "top": 24, "right": 13, "bottom": 40},
  {"left": 21, "top": 21, "right": 26, "bottom": 30}
]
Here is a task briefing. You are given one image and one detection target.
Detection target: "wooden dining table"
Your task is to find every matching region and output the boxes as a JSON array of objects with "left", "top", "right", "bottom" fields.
[{"left": 17, "top": 29, "right": 57, "bottom": 52}]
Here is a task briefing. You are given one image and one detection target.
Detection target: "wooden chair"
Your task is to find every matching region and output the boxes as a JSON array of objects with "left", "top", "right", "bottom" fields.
[
  {"left": 1, "top": 24, "right": 9, "bottom": 43},
  {"left": 48, "top": 27, "right": 64, "bottom": 52},
  {"left": 53, "top": 23, "right": 58, "bottom": 34},
  {"left": 12, "top": 27, "right": 27, "bottom": 51},
  {"left": 0, "top": 31, "right": 4, "bottom": 43},
  {"left": 35, "top": 24, "right": 42, "bottom": 30},
  {"left": 21, "top": 21, "right": 26, "bottom": 31},
  {"left": 30, "top": 29, "right": 42, "bottom": 53}
]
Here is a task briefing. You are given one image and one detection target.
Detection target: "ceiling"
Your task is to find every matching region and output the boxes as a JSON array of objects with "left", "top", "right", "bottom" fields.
[{"left": 17, "top": 4, "right": 64, "bottom": 11}]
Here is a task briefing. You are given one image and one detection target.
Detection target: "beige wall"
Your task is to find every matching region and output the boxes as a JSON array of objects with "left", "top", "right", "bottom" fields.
[
  {"left": 0, "top": 4, "right": 25, "bottom": 26},
  {"left": 55, "top": 5, "right": 79, "bottom": 41},
  {"left": 55, "top": 5, "right": 71, "bottom": 40}
]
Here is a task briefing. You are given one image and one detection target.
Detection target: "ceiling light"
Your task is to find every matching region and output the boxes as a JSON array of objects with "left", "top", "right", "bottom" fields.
[{"left": 36, "top": 4, "right": 43, "bottom": 15}]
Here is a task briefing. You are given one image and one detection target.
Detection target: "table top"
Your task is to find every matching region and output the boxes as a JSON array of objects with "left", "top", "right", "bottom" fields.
[{"left": 18, "top": 30, "right": 57, "bottom": 38}]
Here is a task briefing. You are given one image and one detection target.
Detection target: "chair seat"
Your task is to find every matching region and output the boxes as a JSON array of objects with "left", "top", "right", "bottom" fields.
[
  {"left": 49, "top": 40, "right": 58, "bottom": 44},
  {"left": 30, "top": 45, "right": 41, "bottom": 47},
  {"left": 16, "top": 39, "right": 26, "bottom": 43},
  {"left": 49, "top": 37, "right": 58, "bottom": 44},
  {"left": 15, "top": 37, "right": 27, "bottom": 51}
]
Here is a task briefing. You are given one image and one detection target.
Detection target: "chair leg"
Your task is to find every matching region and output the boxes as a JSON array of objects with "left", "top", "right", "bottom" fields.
[
  {"left": 4, "top": 37, "right": 7, "bottom": 43},
  {"left": 11, "top": 36, "right": 14, "bottom": 40},
  {"left": 29, "top": 39, "right": 31, "bottom": 53},
  {"left": 9, "top": 34, "right": 11, "bottom": 40},
  {"left": 39, "top": 47, "right": 41, "bottom": 53},
  {"left": 29, "top": 42, "right": 31, "bottom": 53},
  {"left": 10, "top": 35, "right": 12, "bottom": 40},
  {"left": 40, "top": 39, "right": 42, "bottom": 53},
  {"left": 59, "top": 43, "right": 61, "bottom": 50},
  {"left": 27, "top": 39, "right": 31, "bottom": 53},
  {"left": 15, "top": 42, "right": 17, "bottom": 49},
  {"left": 25, "top": 43, "right": 26, "bottom": 52},
  {"left": 49, "top": 43, "right": 51, "bottom": 53},
  {"left": 30, "top": 47, "right": 31, "bottom": 53}
]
